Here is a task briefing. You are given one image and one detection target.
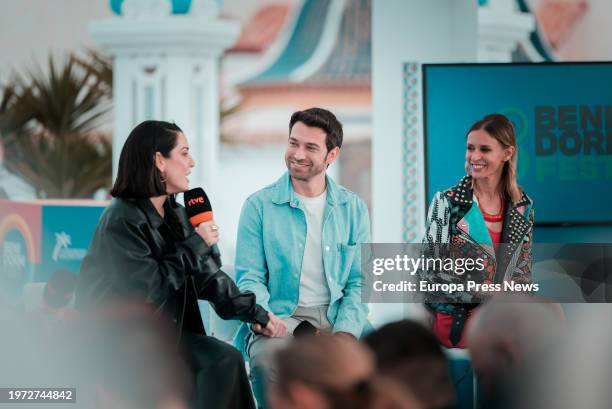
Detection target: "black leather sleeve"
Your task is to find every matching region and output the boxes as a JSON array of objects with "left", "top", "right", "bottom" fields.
[
  {"left": 193, "top": 268, "right": 270, "bottom": 326},
  {"left": 105, "top": 208, "right": 269, "bottom": 326},
  {"left": 172, "top": 219, "right": 270, "bottom": 327},
  {"left": 102, "top": 217, "right": 209, "bottom": 306}
]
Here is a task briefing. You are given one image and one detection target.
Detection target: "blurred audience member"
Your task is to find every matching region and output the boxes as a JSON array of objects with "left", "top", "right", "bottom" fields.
[
  {"left": 364, "top": 320, "right": 455, "bottom": 409},
  {"left": 27, "top": 269, "right": 78, "bottom": 332},
  {"left": 0, "top": 301, "right": 190, "bottom": 409},
  {"left": 518, "top": 304, "right": 612, "bottom": 409},
  {"left": 466, "top": 294, "right": 564, "bottom": 408},
  {"left": 270, "top": 334, "right": 421, "bottom": 409},
  {"left": 62, "top": 302, "right": 191, "bottom": 409},
  {"left": 43, "top": 269, "right": 77, "bottom": 316}
]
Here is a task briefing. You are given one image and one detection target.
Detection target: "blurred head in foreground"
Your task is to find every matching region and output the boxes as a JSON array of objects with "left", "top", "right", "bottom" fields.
[
  {"left": 466, "top": 294, "right": 565, "bottom": 401},
  {"left": 64, "top": 302, "right": 191, "bottom": 409},
  {"left": 43, "top": 268, "right": 77, "bottom": 311},
  {"left": 270, "top": 334, "right": 421, "bottom": 409},
  {"left": 0, "top": 301, "right": 190, "bottom": 409},
  {"left": 509, "top": 304, "right": 612, "bottom": 409},
  {"left": 364, "top": 320, "right": 455, "bottom": 409}
]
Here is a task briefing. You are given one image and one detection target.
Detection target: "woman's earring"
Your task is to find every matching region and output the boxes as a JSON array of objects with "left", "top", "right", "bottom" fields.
[{"left": 160, "top": 171, "right": 167, "bottom": 183}]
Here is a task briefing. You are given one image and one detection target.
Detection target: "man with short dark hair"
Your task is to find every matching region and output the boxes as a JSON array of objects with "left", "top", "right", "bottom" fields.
[
  {"left": 364, "top": 320, "right": 455, "bottom": 409},
  {"left": 234, "top": 108, "right": 371, "bottom": 408}
]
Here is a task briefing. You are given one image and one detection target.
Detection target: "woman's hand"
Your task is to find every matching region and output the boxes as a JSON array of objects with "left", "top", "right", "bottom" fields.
[{"left": 195, "top": 220, "right": 220, "bottom": 247}]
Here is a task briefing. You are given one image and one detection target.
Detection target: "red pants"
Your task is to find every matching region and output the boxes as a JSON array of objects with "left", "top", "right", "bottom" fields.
[{"left": 432, "top": 311, "right": 476, "bottom": 349}]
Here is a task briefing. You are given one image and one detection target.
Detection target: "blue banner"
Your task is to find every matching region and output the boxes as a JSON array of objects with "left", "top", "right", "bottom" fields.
[{"left": 39, "top": 205, "right": 105, "bottom": 281}]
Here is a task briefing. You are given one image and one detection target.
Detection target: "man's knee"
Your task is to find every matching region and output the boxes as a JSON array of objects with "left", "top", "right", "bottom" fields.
[{"left": 248, "top": 336, "right": 288, "bottom": 378}]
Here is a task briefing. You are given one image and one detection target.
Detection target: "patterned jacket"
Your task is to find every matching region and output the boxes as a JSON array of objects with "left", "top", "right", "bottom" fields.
[{"left": 420, "top": 176, "right": 534, "bottom": 307}]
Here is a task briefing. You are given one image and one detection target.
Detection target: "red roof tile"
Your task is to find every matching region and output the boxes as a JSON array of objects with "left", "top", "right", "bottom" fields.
[
  {"left": 227, "top": 4, "right": 291, "bottom": 53},
  {"left": 536, "top": 0, "right": 588, "bottom": 49}
]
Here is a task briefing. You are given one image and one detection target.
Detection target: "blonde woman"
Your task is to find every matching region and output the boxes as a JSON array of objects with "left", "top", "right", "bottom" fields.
[{"left": 420, "top": 113, "right": 534, "bottom": 348}]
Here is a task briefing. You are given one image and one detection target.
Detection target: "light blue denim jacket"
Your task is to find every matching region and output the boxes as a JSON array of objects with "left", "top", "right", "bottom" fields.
[{"left": 233, "top": 172, "right": 370, "bottom": 354}]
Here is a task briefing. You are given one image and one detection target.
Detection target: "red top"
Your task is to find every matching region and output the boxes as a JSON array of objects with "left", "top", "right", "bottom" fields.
[
  {"left": 477, "top": 198, "right": 505, "bottom": 250},
  {"left": 488, "top": 228, "right": 502, "bottom": 250}
]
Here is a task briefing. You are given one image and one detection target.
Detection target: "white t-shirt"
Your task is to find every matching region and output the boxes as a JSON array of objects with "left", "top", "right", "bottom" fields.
[{"left": 296, "top": 190, "right": 330, "bottom": 307}]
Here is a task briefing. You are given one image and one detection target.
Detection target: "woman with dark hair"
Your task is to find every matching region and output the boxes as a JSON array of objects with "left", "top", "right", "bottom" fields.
[
  {"left": 76, "top": 120, "right": 285, "bottom": 409},
  {"left": 420, "top": 113, "right": 534, "bottom": 349}
]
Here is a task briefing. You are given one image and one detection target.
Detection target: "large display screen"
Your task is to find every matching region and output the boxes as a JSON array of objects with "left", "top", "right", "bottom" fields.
[{"left": 423, "top": 62, "right": 612, "bottom": 225}]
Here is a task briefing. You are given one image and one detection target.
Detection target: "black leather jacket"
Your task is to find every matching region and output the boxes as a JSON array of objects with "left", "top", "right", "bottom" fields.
[{"left": 75, "top": 196, "right": 269, "bottom": 334}]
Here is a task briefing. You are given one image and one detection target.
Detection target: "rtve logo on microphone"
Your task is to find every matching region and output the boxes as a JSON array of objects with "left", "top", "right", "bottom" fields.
[{"left": 187, "top": 197, "right": 205, "bottom": 207}]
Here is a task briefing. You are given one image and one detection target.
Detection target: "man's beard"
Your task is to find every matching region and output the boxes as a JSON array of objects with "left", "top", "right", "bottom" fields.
[{"left": 286, "top": 159, "right": 326, "bottom": 181}]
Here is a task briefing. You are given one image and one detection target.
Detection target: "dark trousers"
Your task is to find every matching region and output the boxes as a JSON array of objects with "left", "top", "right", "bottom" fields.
[{"left": 182, "top": 332, "right": 256, "bottom": 409}]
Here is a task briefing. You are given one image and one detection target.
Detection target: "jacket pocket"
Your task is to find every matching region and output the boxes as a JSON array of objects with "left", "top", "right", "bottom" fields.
[{"left": 336, "top": 243, "right": 358, "bottom": 284}]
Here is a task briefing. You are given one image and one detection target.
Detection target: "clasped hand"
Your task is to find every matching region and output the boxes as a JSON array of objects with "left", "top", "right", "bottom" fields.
[
  {"left": 253, "top": 312, "right": 287, "bottom": 338},
  {"left": 195, "top": 220, "right": 220, "bottom": 247}
]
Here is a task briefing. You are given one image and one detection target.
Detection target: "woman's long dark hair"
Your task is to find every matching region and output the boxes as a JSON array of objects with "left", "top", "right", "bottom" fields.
[{"left": 110, "top": 120, "right": 182, "bottom": 198}]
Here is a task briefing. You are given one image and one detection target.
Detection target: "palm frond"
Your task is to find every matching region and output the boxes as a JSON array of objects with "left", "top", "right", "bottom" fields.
[
  {"left": 72, "top": 50, "right": 113, "bottom": 97},
  {"left": 0, "top": 52, "right": 112, "bottom": 198}
]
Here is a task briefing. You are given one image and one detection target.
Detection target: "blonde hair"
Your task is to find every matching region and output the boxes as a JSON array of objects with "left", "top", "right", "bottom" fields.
[{"left": 467, "top": 113, "right": 522, "bottom": 204}]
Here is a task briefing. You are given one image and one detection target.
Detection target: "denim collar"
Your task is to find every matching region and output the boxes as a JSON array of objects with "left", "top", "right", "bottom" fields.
[{"left": 272, "top": 171, "right": 348, "bottom": 207}]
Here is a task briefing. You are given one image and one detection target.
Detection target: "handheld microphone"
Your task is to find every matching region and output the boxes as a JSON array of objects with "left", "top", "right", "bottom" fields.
[
  {"left": 184, "top": 188, "right": 213, "bottom": 226},
  {"left": 184, "top": 187, "right": 222, "bottom": 265}
]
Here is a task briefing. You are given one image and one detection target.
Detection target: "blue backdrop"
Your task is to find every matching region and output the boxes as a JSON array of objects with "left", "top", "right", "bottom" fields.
[{"left": 424, "top": 63, "right": 612, "bottom": 229}]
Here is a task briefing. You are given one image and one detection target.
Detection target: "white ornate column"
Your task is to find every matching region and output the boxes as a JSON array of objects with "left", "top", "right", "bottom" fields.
[
  {"left": 89, "top": 0, "right": 239, "bottom": 196},
  {"left": 478, "top": 0, "right": 535, "bottom": 62},
  {"left": 372, "top": 0, "right": 478, "bottom": 325}
]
